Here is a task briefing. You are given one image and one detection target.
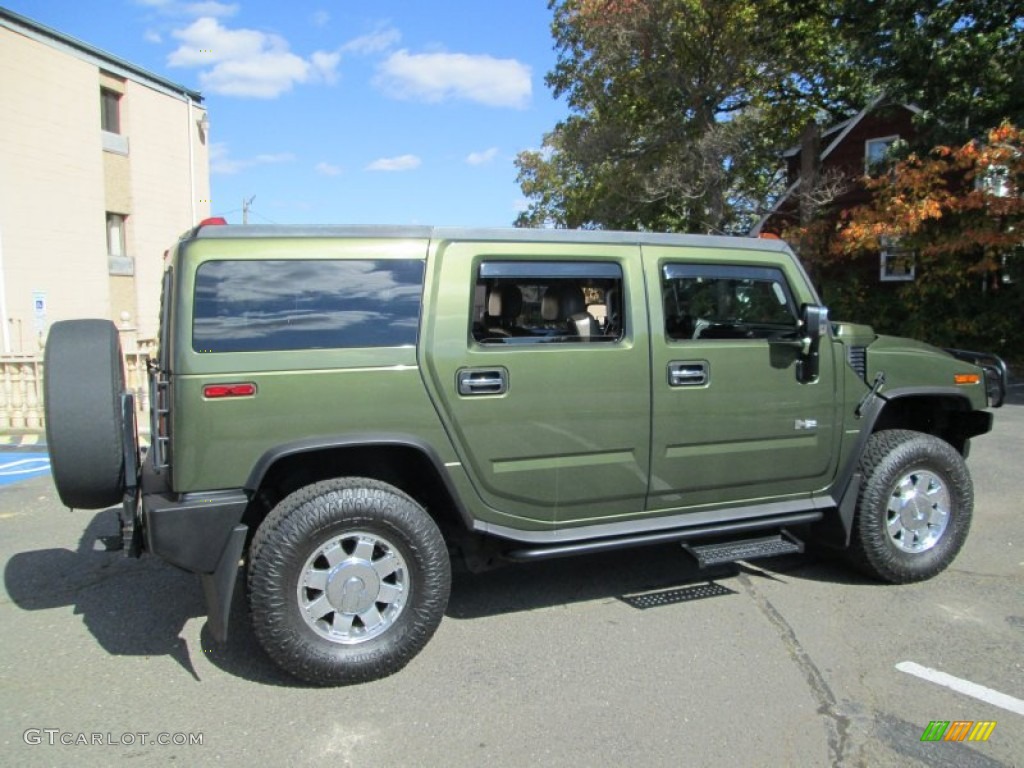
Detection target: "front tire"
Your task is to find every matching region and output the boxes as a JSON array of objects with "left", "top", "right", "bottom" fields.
[
  {"left": 248, "top": 478, "right": 451, "bottom": 685},
  {"left": 848, "top": 429, "right": 973, "bottom": 583}
]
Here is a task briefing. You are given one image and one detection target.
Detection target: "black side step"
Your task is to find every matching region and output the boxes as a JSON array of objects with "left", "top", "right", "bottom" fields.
[{"left": 682, "top": 530, "right": 803, "bottom": 568}]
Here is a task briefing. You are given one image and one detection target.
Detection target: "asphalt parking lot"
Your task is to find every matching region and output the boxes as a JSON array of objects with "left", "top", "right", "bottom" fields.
[{"left": 1, "top": 393, "right": 1021, "bottom": 767}]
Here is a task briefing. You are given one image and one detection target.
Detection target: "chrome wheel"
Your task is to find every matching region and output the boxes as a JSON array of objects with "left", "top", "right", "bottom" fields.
[
  {"left": 885, "top": 469, "right": 950, "bottom": 554},
  {"left": 297, "top": 531, "right": 409, "bottom": 645}
]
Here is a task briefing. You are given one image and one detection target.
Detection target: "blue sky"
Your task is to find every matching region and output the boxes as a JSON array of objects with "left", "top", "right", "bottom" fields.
[{"left": 8, "top": 0, "right": 567, "bottom": 226}]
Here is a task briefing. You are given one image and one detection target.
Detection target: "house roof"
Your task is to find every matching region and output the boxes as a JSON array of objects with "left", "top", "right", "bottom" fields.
[
  {"left": 0, "top": 6, "right": 203, "bottom": 103},
  {"left": 750, "top": 97, "right": 922, "bottom": 235}
]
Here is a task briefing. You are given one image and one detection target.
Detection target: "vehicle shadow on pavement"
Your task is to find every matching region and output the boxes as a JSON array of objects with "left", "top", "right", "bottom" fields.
[
  {"left": 196, "top": 578, "right": 312, "bottom": 687},
  {"left": 3, "top": 509, "right": 877, "bottom": 687},
  {"left": 3, "top": 508, "right": 210, "bottom": 681},
  {"left": 445, "top": 542, "right": 871, "bottom": 621}
]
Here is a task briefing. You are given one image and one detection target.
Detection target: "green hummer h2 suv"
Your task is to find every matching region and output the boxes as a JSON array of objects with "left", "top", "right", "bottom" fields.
[{"left": 44, "top": 223, "right": 1008, "bottom": 684}]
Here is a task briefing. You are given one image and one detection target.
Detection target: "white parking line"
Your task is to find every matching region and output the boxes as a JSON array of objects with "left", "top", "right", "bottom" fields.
[
  {"left": 0, "top": 458, "right": 51, "bottom": 476},
  {"left": 897, "top": 661, "right": 1024, "bottom": 716}
]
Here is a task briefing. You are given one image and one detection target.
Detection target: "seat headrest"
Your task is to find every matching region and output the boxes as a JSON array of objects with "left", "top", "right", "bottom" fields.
[
  {"left": 541, "top": 284, "right": 585, "bottom": 320},
  {"left": 487, "top": 284, "right": 523, "bottom": 319}
]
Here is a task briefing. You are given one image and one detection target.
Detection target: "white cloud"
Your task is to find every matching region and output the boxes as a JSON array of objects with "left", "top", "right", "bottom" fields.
[
  {"left": 144, "top": 29, "right": 163, "bottom": 43},
  {"left": 168, "top": 17, "right": 340, "bottom": 98},
  {"left": 210, "top": 143, "right": 295, "bottom": 175},
  {"left": 376, "top": 50, "right": 531, "bottom": 108},
  {"left": 315, "top": 161, "right": 342, "bottom": 176},
  {"left": 310, "top": 50, "right": 341, "bottom": 84},
  {"left": 466, "top": 147, "right": 499, "bottom": 166},
  {"left": 366, "top": 154, "right": 422, "bottom": 172},
  {"left": 342, "top": 27, "right": 401, "bottom": 56},
  {"left": 311, "top": 10, "right": 330, "bottom": 28}
]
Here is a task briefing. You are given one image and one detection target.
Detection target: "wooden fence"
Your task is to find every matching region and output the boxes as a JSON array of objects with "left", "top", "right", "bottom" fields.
[{"left": 0, "top": 338, "right": 155, "bottom": 432}]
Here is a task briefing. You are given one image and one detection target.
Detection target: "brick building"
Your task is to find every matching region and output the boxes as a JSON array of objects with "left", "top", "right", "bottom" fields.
[
  {"left": 0, "top": 7, "right": 210, "bottom": 352},
  {"left": 752, "top": 98, "right": 921, "bottom": 282}
]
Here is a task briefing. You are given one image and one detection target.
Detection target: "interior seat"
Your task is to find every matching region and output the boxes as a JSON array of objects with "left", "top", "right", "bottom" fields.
[
  {"left": 542, "top": 283, "right": 600, "bottom": 339},
  {"left": 484, "top": 284, "right": 525, "bottom": 337}
]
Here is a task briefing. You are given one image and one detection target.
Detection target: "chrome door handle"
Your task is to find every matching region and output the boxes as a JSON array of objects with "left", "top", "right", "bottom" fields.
[
  {"left": 457, "top": 368, "right": 508, "bottom": 396},
  {"left": 668, "top": 361, "right": 708, "bottom": 387}
]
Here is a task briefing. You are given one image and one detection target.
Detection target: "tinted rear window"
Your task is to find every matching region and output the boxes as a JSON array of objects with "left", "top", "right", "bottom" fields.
[{"left": 193, "top": 259, "right": 424, "bottom": 353}]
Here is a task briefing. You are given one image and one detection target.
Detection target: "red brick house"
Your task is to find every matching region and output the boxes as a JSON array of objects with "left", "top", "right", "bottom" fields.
[{"left": 752, "top": 98, "right": 922, "bottom": 281}]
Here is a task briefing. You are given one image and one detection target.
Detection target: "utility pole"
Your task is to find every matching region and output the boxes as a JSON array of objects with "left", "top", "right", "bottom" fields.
[{"left": 242, "top": 195, "right": 255, "bottom": 225}]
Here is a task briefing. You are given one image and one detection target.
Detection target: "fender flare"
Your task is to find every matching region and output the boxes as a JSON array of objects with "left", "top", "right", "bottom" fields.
[
  {"left": 827, "top": 386, "right": 988, "bottom": 544},
  {"left": 244, "top": 433, "right": 476, "bottom": 530}
]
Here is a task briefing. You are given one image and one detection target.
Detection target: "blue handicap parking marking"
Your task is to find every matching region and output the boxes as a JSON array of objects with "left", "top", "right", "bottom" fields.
[{"left": 0, "top": 452, "right": 51, "bottom": 487}]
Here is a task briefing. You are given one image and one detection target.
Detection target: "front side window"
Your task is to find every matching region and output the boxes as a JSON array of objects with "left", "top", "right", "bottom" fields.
[
  {"left": 193, "top": 259, "right": 425, "bottom": 353},
  {"left": 662, "top": 264, "right": 798, "bottom": 341},
  {"left": 472, "top": 261, "right": 624, "bottom": 344}
]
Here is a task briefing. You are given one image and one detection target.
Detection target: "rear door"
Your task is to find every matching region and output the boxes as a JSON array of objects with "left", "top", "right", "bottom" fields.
[
  {"left": 644, "top": 244, "right": 840, "bottom": 512},
  {"left": 422, "top": 238, "right": 651, "bottom": 527}
]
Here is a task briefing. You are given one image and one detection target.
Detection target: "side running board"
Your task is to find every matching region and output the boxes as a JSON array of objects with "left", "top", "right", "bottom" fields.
[{"left": 682, "top": 529, "right": 804, "bottom": 568}]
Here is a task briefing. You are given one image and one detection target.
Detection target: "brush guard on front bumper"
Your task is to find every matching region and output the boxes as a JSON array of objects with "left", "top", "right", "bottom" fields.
[{"left": 944, "top": 348, "right": 1009, "bottom": 408}]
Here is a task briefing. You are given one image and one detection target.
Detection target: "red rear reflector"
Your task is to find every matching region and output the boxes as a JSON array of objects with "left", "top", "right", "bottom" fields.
[
  {"left": 203, "top": 383, "right": 256, "bottom": 398},
  {"left": 199, "top": 216, "right": 228, "bottom": 227},
  {"left": 954, "top": 373, "right": 981, "bottom": 385}
]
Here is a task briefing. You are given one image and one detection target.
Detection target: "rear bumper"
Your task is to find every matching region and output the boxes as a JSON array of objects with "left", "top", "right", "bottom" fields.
[
  {"left": 141, "top": 487, "right": 250, "bottom": 643},
  {"left": 143, "top": 489, "right": 249, "bottom": 573}
]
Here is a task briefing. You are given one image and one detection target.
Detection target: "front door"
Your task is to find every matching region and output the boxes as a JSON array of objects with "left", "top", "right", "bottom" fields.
[{"left": 644, "top": 245, "right": 840, "bottom": 512}]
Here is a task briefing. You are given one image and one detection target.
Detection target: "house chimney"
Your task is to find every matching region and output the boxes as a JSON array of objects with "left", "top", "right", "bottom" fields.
[{"left": 799, "top": 121, "right": 820, "bottom": 225}]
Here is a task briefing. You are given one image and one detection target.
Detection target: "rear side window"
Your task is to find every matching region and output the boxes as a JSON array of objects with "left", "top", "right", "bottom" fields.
[
  {"left": 193, "top": 259, "right": 424, "bottom": 353},
  {"left": 472, "top": 261, "right": 624, "bottom": 344}
]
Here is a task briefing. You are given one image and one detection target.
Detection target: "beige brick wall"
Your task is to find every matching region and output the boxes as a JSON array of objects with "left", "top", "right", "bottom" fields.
[
  {"left": 128, "top": 82, "right": 210, "bottom": 340},
  {"left": 0, "top": 21, "right": 210, "bottom": 351},
  {"left": 0, "top": 26, "right": 109, "bottom": 353}
]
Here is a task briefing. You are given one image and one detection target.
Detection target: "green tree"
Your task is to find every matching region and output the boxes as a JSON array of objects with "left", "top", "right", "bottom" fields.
[
  {"left": 516, "top": 0, "right": 868, "bottom": 233},
  {"left": 840, "top": 0, "right": 1024, "bottom": 145}
]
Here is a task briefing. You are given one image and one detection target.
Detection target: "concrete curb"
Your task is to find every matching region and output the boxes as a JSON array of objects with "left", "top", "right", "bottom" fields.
[
  {"left": 0, "top": 433, "right": 151, "bottom": 449},
  {"left": 0, "top": 434, "right": 46, "bottom": 448}
]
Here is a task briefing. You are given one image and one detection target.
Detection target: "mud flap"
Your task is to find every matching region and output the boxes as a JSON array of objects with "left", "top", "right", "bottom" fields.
[{"left": 200, "top": 524, "right": 248, "bottom": 643}]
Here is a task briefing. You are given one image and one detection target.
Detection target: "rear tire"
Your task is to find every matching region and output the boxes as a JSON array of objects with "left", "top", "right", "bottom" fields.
[
  {"left": 248, "top": 478, "right": 451, "bottom": 685},
  {"left": 44, "top": 319, "right": 130, "bottom": 509},
  {"left": 848, "top": 430, "right": 972, "bottom": 583}
]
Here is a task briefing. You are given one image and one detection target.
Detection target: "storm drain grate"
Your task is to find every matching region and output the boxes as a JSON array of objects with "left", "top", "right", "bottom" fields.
[{"left": 620, "top": 582, "right": 736, "bottom": 610}]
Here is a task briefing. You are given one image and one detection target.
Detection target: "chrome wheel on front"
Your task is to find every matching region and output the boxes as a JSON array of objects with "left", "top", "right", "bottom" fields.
[
  {"left": 849, "top": 429, "right": 973, "bottom": 584},
  {"left": 886, "top": 469, "right": 950, "bottom": 553},
  {"left": 298, "top": 531, "right": 410, "bottom": 645}
]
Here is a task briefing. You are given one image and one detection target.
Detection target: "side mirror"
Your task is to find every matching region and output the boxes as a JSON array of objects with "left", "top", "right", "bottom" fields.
[
  {"left": 799, "top": 304, "right": 829, "bottom": 382},
  {"left": 802, "top": 304, "right": 829, "bottom": 340}
]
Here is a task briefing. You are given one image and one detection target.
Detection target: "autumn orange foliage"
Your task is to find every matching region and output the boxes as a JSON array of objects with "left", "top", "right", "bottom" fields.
[{"left": 783, "top": 123, "right": 1023, "bottom": 356}]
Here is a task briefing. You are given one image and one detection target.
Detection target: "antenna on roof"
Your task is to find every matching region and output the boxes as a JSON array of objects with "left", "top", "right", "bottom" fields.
[{"left": 242, "top": 195, "right": 256, "bottom": 225}]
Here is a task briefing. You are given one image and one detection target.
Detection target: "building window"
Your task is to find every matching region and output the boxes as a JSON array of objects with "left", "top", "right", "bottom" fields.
[
  {"left": 100, "top": 88, "right": 121, "bottom": 134},
  {"left": 978, "top": 164, "right": 1012, "bottom": 198},
  {"left": 865, "top": 136, "right": 899, "bottom": 175},
  {"left": 879, "top": 237, "right": 915, "bottom": 282},
  {"left": 106, "top": 213, "right": 126, "bottom": 256},
  {"left": 107, "top": 213, "right": 134, "bottom": 275}
]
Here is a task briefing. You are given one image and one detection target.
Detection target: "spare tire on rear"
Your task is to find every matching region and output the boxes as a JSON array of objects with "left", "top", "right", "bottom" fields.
[{"left": 44, "top": 319, "right": 131, "bottom": 509}]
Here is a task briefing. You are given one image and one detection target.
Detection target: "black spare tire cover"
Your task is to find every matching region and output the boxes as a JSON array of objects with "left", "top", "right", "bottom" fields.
[{"left": 44, "top": 319, "right": 130, "bottom": 509}]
